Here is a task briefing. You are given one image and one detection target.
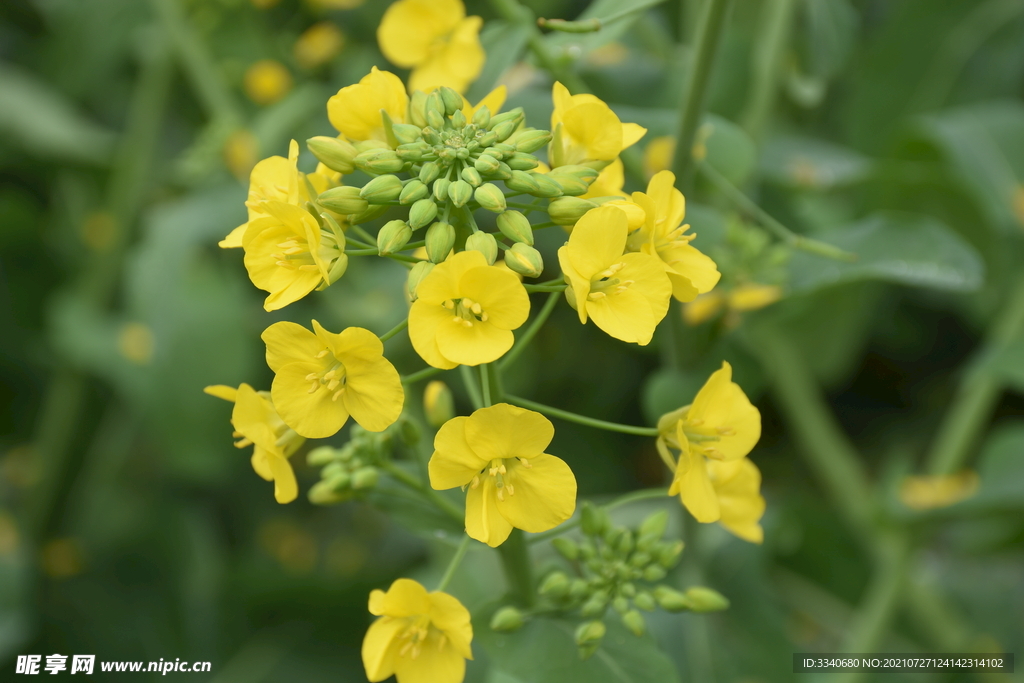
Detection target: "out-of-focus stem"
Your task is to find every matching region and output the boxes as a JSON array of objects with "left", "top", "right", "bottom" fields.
[
  {"left": 437, "top": 534, "right": 472, "bottom": 592},
  {"left": 497, "top": 529, "right": 535, "bottom": 607},
  {"left": 740, "top": 0, "right": 797, "bottom": 140},
  {"left": 488, "top": 0, "right": 589, "bottom": 93},
  {"left": 505, "top": 395, "right": 660, "bottom": 437}
]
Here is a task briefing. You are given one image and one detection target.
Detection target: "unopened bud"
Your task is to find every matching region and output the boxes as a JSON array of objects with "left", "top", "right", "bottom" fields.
[
  {"left": 438, "top": 86, "right": 462, "bottom": 116},
  {"left": 621, "top": 610, "right": 646, "bottom": 637},
  {"left": 460, "top": 166, "right": 482, "bottom": 187},
  {"left": 391, "top": 123, "right": 422, "bottom": 145},
  {"left": 504, "top": 243, "right": 544, "bottom": 277},
  {"left": 425, "top": 90, "right": 444, "bottom": 118},
  {"left": 488, "top": 108, "right": 523, "bottom": 131},
  {"left": 581, "top": 593, "right": 608, "bottom": 618},
  {"left": 657, "top": 540, "right": 684, "bottom": 568},
  {"left": 474, "top": 183, "right": 507, "bottom": 213},
  {"left": 426, "top": 109, "right": 445, "bottom": 131},
  {"left": 569, "top": 578, "right": 589, "bottom": 600},
  {"left": 408, "top": 90, "right": 428, "bottom": 127},
  {"left": 639, "top": 510, "right": 668, "bottom": 544},
  {"left": 505, "top": 170, "right": 541, "bottom": 194},
  {"left": 684, "top": 587, "right": 730, "bottom": 613},
  {"left": 419, "top": 161, "right": 441, "bottom": 184},
  {"left": 580, "top": 501, "right": 609, "bottom": 537},
  {"left": 652, "top": 586, "right": 690, "bottom": 612},
  {"left": 400, "top": 179, "right": 430, "bottom": 204},
  {"left": 308, "top": 479, "right": 349, "bottom": 505},
  {"left": 548, "top": 197, "right": 598, "bottom": 226},
  {"left": 551, "top": 164, "right": 599, "bottom": 185},
  {"left": 348, "top": 204, "right": 388, "bottom": 225},
  {"left": 506, "top": 152, "right": 539, "bottom": 171},
  {"left": 616, "top": 530, "right": 635, "bottom": 555},
  {"left": 423, "top": 380, "right": 454, "bottom": 427},
  {"left": 496, "top": 210, "right": 534, "bottom": 245},
  {"left": 377, "top": 220, "right": 411, "bottom": 255},
  {"left": 612, "top": 596, "right": 630, "bottom": 615},
  {"left": 355, "top": 149, "right": 404, "bottom": 175},
  {"left": 474, "top": 154, "right": 501, "bottom": 175},
  {"left": 398, "top": 418, "right": 420, "bottom": 446},
  {"left": 351, "top": 467, "right": 379, "bottom": 490},
  {"left": 633, "top": 591, "right": 656, "bottom": 611},
  {"left": 551, "top": 537, "right": 578, "bottom": 561},
  {"left": 430, "top": 176, "right": 450, "bottom": 202},
  {"left": 529, "top": 172, "right": 564, "bottom": 198},
  {"left": 472, "top": 105, "right": 491, "bottom": 128},
  {"left": 643, "top": 565, "right": 667, "bottom": 582},
  {"left": 515, "top": 129, "right": 552, "bottom": 154},
  {"left": 450, "top": 109, "right": 467, "bottom": 129},
  {"left": 406, "top": 261, "right": 434, "bottom": 301},
  {"left": 574, "top": 620, "right": 606, "bottom": 646},
  {"left": 492, "top": 119, "right": 518, "bottom": 142},
  {"left": 539, "top": 571, "right": 570, "bottom": 598},
  {"left": 359, "top": 174, "right": 404, "bottom": 203},
  {"left": 490, "top": 606, "right": 525, "bottom": 632},
  {"left": 307, "top": 136, "right": 356, "bottom": 174},
  {"left": 552, "top": 175, "right": 589, "bottom": 196},
  {"left": 396, "top": 141, "right": 428, "bottom": 162},
  {"left": 306, "top": 446, "right": 339, "bottom": 466},
  {"left": 465, "top": 231, "right": 498, "bottom": 265},
  {"left": 477, "top": 131, "right": 497, "bottom": 147},
  {"left": 408, "top": 198, "right": 438, "bottom": 229},
  {"left": 318, "top": 185, "right": 367, "bottom": 214},
  {"left": 425, "top": 221, "right": 455, "bottom": 263},
  {"left": 448, "top": 179, "right": 473, "bottom": 208}
]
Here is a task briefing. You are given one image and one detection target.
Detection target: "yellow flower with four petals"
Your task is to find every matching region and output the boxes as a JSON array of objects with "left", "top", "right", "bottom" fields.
[
  {"left": 328, "top": 67, "right": 409, "bottom": 143},
  {"left": 549, "top": 81, "right": 647, "bottom": 168}
]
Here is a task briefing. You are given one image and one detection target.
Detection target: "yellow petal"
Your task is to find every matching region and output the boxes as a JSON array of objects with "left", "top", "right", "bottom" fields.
[
  {"left": 586, "top": 287, "right": 656, "bottom": 345},
  {"left": 435, "top": 314, "right": 514, "bottom": 366},
  {"left": 496, "top": 453, "right": 576, "bottom": 533},
  {"left": 368, "top": 589, "right": 387, "bottom": 615},
  {"left": 550, "top": 81, "right": 574, "bottom": 128},
  {"left": 267, "top": 451, "right": 298, "bottom": 504},
  {"left": 250, "top": 448, "right": 274, "bottom": 481},
  {"left": 379, "top": 577, "right": 432, "bottom": 616},
  {"left": 673, "top": 448, "right": 720, "bottom": 522},
  {"left": 465, "top": 477, "right": 513, "bottom": 547},
  {"left": 271, "top": 360, "right": 350, "bottom": 438},
  {"left": 409, "top": 302, "right": 460, "bottom": 370},
  {"left": 581, "top": 158, "right": 626, "bottom": 199},
  {"left": 709, "top": 458, "right": 764, "bottom": 543},
  {"left": 565, "top": 205, "right": 628, "bottom": 279},
  {"left": 392, "top": 634, "right": 466, "bottom": 683},
  {"left": 464, "top": 85, "right": 507, "bottom": 118},
  {"left": 232, "top": 384, "right": 281, "bottom": 451},
  {"left": 333, "top": 327, "right": 404, "bottom": 432},
  {"left": 557, "top": 246, "right": 592, "bottom": 325},
  {"left": 727, "top": 284, "right": 782, "bottom": 311},
  {"left": 408, "top": 16, "right": 484, "bottom": 94},
  {"left": 362, "top": 616, "right": 403, "bottom": 683},
  {"left": 327, "top": 67, "right": 408, "bottom": 141},
  {"left": 429, "top": 416, "right": 487, "bottom": 490},
  {"left": 689, "top": 362, "right": 761, "bottom": 460},
  {"left": 204, "top": 384, "right": 238, "bottom": 402},
  {"left": 464, "top": 403, "right": 554, "bottom": 460},
  {"left": 663, "top": 243, "right": 720, "bottom": 301},
  {"left": 377, "top": 0, "right": 462, "bottom": 68},
  {"left": 428, "top": 591, "right": 474, "bottom": 660},
  {"left": 243, "top": 226, "right": 322, "bottom": 311},
  {"left": 646, "top": 170, "right": 685, "bottom": 231},
  {"left": 459, "top": 266, "right": 530, "bottom": 330},
  {"left": 621, "top": 122, "right": 648, "bottom": 150},
  {"left": 262, "top": 321, "right": 323, "bottom": 373},
  {"left": 219, "top": 223, "right": 246, "bottom": 248},
  {"left": 561, "top": 101, "right": 623, "bottom": 161},
  {"left": 416, "top": 250, "right": 488, "bottom": 304}
]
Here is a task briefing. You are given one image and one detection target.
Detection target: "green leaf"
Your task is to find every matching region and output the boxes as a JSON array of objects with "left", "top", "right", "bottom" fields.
[
  {"left": 479, "top": 615, "right": 680, "bottom": 683},
  {"left": 786, "top": 213, "right": 984, "bottom": 292},
  {"left": 466, "top": 21, "right": 532, "bottom": 104},
  {"left": 0, "top": 63, "right": 115, "bottom": 164},
  {"left": 759, "top": 134, "right": 873, "bottom": 189},
  {"left": 800, "top": 0, "right": 858, "bottom": 80},
  {"left": 963, "top": 423, "right": 1024, "bottom": 510}
]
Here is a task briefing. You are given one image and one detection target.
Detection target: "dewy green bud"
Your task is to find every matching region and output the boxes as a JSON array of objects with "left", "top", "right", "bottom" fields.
[
  {"left": 450, "top": 109, "right": 467, "bottom": 129},
  {"left": 548, "top": 197, "right": 598, "bottom": 225},
  {"left": 406, "top": 261, "right": 434, "bottom": 301},
  {"left": 355, "top": 149, "right": 405, "bottom": 175},
  {"left": 472, "top": 105, "right": 491, "bottom": 128},
  {"left": 684, "top": 587, "right": 730, "bottom": 613},
  {"left": 360, "top": 174, "right": 404, "bottom": 203},
  {"left": 306, "top": 445, "right": 339, "bottom": 466},
  {"left": 514, "top": 129, "right": 552, "bottom": 154},
  {"left": 497, "top": 210, "right": 534, "bottom": 245},
  {"left": 419, "top": 161, "right": 442, "bottom": 184},
  {"left": 633, "top": 591, "right": 656, "bottom": 612},
  {"left": 425, "top": 221, "right": 455, "bottom": 263},
  {"left": 400, "top": 179, "right": 430, "bottom": 204},
  {"left": 621, "top": 610, "right": 646, "bottom": 637},
  {"left": 377, "top": 220, "right": 411, "bottom": 255},
  {"left": 580, "top": 501, "right": 609, "bottom": 537},
  {"left": 439, "top": 86, "right": 462, "bottom": 116},
  {"left": 448, "top": 179, "right": 473, "bottom": 208},
  {"left": 551, "top": 536, "right": 579, "bottom": 561},
  {"left": 432, "top": 177, "right": 451, "bottom": 203},
  {"left": 539, "top": 571, "right": 570, "bottom": 598},
  {"left": 351, "top": 467, "right": 379, "bottom": 490},
  {"left": 490, "top": 606, "right": 525, "bottom": 632},
  {"left": 391, "top": 123, "right": 423, "bottom": 145},
  {"left": 474, "top": 184, "right": 507, "bottom": 213},
  {"left": 652, "top": 586, "right": 690, "bottom": 612},
  {"left": 423, "top": 380, "right": 454, "bottom": 427},
  {"left": 307, "top": 136, "right": 357, "bottom": 174},
  {"left": 574, "top": 620, "right": 606, "bottom": 646},
  {"left": 506, "top": 152, "right": 539, "bottom": 171},
  {"left": 426, "top": 109, "right": 446, "bottom": 131},
  {"left": 505, "top": 170, "right": 541, "bottom": 193},
  {"left": 409, "top": 198, "right": 439, "bottom": 229},
  {"left": 530, "top": 173, "right": 564, "bottom": 198},
  {"left": 319, "top": 185, "right": 368, "bottom": 214},
  {"left": 474, "top": 154, "right": 501, "bottom": 174},
  {"left": 465, "top": 231, "right": 498, "bottom": 265},
  {"left": 461, "top": 166, "right": 482, "bottom": 187},
  {"left": 409, "top": 90, "right": 428, "bottom": 127}
]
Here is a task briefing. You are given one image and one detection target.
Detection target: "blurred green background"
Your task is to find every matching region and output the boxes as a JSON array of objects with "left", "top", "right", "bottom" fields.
[{"left": 2, "top": 0, "right": 1024, "bottom": 680}]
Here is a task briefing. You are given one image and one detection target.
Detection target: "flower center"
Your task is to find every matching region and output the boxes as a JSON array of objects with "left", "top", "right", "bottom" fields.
[
  {"left": 397, "top": 616, "right": 444, "bottom": 660},
  {"left": 443, "top": 297, "right": 489, "bottom": 327},
  {"left": 468, "top": 457, "right": 531, "bottom": 501},
  {"left": 270, "top": 231, "right": 341, "bottom": 274},
  {"left": 587, "top": 262, "right": 635, "bottom": 301},
  {"left": 664, "top": 414, "right": 735, "bottom": 460},
  {"left": 304, "top": 348, "right": 348, "bottom": 402}
]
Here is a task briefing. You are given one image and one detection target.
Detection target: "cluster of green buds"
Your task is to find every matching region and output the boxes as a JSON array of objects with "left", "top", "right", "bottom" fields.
[
  {"left": 306, "top": 420, "right": 420, "bottom": 504},
  {"left": 712, "top": 218, "right": 791, "bottom": 288},
  {"left": 305, "top": 86, "right": 603, "bottom": 287},
  {"left": 490, "top": 503, "right": 728, "bottom": 659}
]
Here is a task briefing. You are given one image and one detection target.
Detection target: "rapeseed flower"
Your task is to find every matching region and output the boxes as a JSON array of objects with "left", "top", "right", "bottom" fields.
[
  {"left": 707, "top": 458, "right": 765, "bottom": 543},
  {"left": 899, "top": 471, "right": 979, "bottom": 510},
  {"left": 683, "top": 283, "right": 783, "bottom": 326},
  {"left": 429, "top": 404, "right": 576, "bottom": 547},
  {"left": 362, "top": 578, "right": 473, "bottom": 683},
  {"left": 549, "top": 82, "right": 646, "bottom": 168},
  {"left": 328, "top": 67, "right": 408, "bottom": 142},
  {"left": 263, "top": 321, "right": 404, "bottom": 438}
]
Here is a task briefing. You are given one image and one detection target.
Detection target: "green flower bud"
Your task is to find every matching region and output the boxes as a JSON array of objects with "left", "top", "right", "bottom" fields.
[
  {"left": 551, "top": 537, "right": 579, "bottom": 561},
  {"left": 348, "top": 204, "right": 388, "bottom": 225},
  {"left": 425, "top": 90, "right": 445, "bottom": 118},
  {"left": 409, "top": 198, "right": 439, "bottom": 229},
  {"left": 398, "top": 418, "right": 421, "bottom": 447},
  {"left": 423, "top": 380, "right": 454, "bottom": 427},
  {"left": 505, "top": 170, "right": 541, "bottom": 193},
  {"left": 425, "top": 221, "right": 455, "bottom": 263},
  {"left": 351, "top": 467, "right": 379, "bottom": 490},
  {"left": 419, "top": 161, "right": 441, "bottom": 184},
  {"left": 474, "top": 154, "right": 501, "bottom": 174},
  {"left": 581, "top": 593, "right": 608, "bottom": 619},
  {"left": 616, "top": 530, "right": 635, "bottom": 556},
  {"left": 360, "top": 174, "right": 404, "bottom": 203},
  {"left": 504, "top": 243, "right": 544, "bottom": 277},
  {"left": 643, "top": 565, "right": 667, "bottom": 582},
  {"left": 578, "top": 539, "right": 596, "bottom": 560},
  {"left": 354, "top": 139, "right": 391, "bottom": 153},
  {"left": 422, "top": 128, "right": 442, "bottom": 145},
  {"left": 548, "top": 197, "right": 598, "bottom": 226},
  {"left": 306, "top": 446, "right": 339, "bottom": 466},
  {"left": 551, "top": 164, "right": 600, "bottom": 185},
  {"left": 553, "top": 175, "right": 589, "bottom": 196},
  {"left": 307, "top": 136, "right": 357, "bottom": 174},
  {"left": 488, "top": 108, "right": 523, "bottom": 131},
  {"left": 318, "top": 185, "right": 368, "bottom": 214},
  {"left": 539, "top": 571, "right": 570, "bottom": 598},
  {"left": 574, "top": 620, "right": 606, "bottom": 646},
  {"left": 569, "top": 578, "right": 589, "bottom": 601},
  {"left": 488, "top": 161, "right": 513, "bottom": 181},
  {"left": 450, "top": 109, "right": 467, "bottom": 129},
  {"left": 308, "top": 479, "right": 349, "bottom": 505},
  {"left": 409, "top": 90, "right": 428, "bottom": 127},
  {"left": 657, "top": 540, "right": 684, "bottom": 569},
  {"left": 355, "top": 149, "right": 405, "bottom": 175},
  {"left": 448, "top": 179, "right": 473, "bottom": 208},
  {"left": 406, "top": 261, "right": 434, "bottom": 301},
  {"left": 465, "top": 231, "right": 498, "bottom": 265},
  {"left": 496, "top": 210, "right": 534, "bottom": 245},
  {"left": 620, "top": 582, "right": 637, "bottom": 598},
  {"left": 461, "top": 166, "right": 482, "bottom": 187},
  {"left": 472, "top": 105, "right": 491, "bottom": 128},
  {"left": 633, "top": 591, "right": 656, "bottom": 611},
  {"left": 439, "top": 86, "right": 462, "bottom": 116},
  {"left": 652, "top": 586, "right": 690, "bottom": 612},
  {"left": 530, "top": 173, "right": 564, "bottom": 198},
  {"left": 506, "top": 152, "right": 539, "bottom": 171},
  {"left": 396, "top": 142, "right": 428, "bottom": 162},
  {"left": 377, "top": 220, "right": 411, "bottom": 255},
  {"left": 426, "top": 109, "right": 446, "bottom": 131},
  {"left": 492, "top": 119, "right": 518, "bottom": 143},
  {"left": 612, "top": 596, "right": 630, "bottom": 615},
  {"left": 477, "top": 131, "right": 497, "bottom": 147},
  {"left": 432, "top": 177, "right": 451, "bottom": 203},
  {"left": 628, "top": 551, "right": 651, "bottom": 568},
  {"left": 639, "top": 510, "right": 669, "bottom": 545},
  {"left": 400, "top": 179, "right": 430, "bottom": 205},
  {"left": 474, "top": 183, "right": 507, "bottom": 213},
  {"left": 621, "top": 610, "right": 646, "bottom": 637},
  {"left": 489, "top": 606, "right": 525, "bottom": 632},
  {"left": 514, "top": 129, "right": 552, "bottom": 154},
  {"left": 684, "top": 587, "right": 730, "bottom": 613},
  {"left": 391, "top": 123, "right": 423, "bottom": 145},
  {"left": 580, "top": 502, "right": 609, "bottom": 537}
]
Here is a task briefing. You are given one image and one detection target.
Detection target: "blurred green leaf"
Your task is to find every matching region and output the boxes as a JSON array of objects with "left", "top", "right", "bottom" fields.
[
  {"left": 800, "top": 0, "right": 858, "bottom": 80},
  {"left": 466, "top": 21, "right": 531, "bottom": 103},
  {"left": 543, "top": 0, "right": 667, "bottom": 55},
  {"left": 787, "top": 213, "right": 985, "bottom": 292},
  {"left": 964, "top": 423, "right": 1024, "bottom": 510},
  {"left": 759, "top": 134, "right": 872, "bottom": 188},
  {"left": 0, "top": 63, "right": 115, "bottom": 164}
]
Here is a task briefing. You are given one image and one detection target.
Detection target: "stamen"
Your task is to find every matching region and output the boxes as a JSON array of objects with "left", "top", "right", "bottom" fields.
[
  {"left": 716, "top": 427, "right": 735, "bottom": 436},
  {"left": 233, "top": 438, "right": 253, "bottom": 449},
  {"left": 470, "top": 475, "right": 480, "bottom": 489},
  {"left": 305, "top": 372, "right": 318, "bottom": 381},
  {"left": 452, "top": 316, "right": 463, "bottom": 324},
  {"left": 307, "top": 381, "right": 319, "bottom": 394},
  {"left": 588, "top": 292, "right": 606, "bottom": 300},
  {"left": 496, "top": 488, "right": 505, "bottom": 502},
  {"left": 471, "top": 302, "right": 482, "bottom": 315},
  {"left": 507, "top": 484, "right": 515, "bottom": 496},
  {"left": 489, "top": 467, "right": 499, "bottom": 476},
  {"left": 316, "top": 349, "right": 330, "bottom": 358},
  {"left": 480, "top": 312, "right": 489, "bottom": 322},
  {"left": 519, "top": 458, "right": 531, "bottom": 468},
  {"left": 299, "top": 264, "right": 319, "bottom": 271},
  {"left": 462, "top": 320, "right": 473, "bottom": 328},
  {"left": 498, "top": 464, "right": 506, "bottom": 474},
  {"left": 332, "top": 389, "right": 344, "bottom": 401},
  {"left": 323, "top": 370, "right": 336, "bottom": 380},
  {"left": 437, "top": 635, "right": 447, "bottom": 651},
  {"left": 327, "top": 379, "right": 340, "bottom": 391},
  {"left": 443, "top": 300, "right": 455, "bottom": 309},
  {"left": 399, "top": 642, "right": 412, "bottom": 657}
]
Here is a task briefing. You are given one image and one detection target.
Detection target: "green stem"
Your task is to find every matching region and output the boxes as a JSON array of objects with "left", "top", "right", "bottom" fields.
[
  {"left": 523, "top": 284, "right": 566, "bottom": 293},
  {"left": 506, "top": 200, "right": 544, "bottom": 211},
  {"left": 699, "top": 163, "right": 858, "bottom": 262},
  {"left": 381, "top": 462, "right": 465, "bottom": 524},
  {"left": 350, "top": 224, "right": 377, "bottom": 245},
  {"left": 378, "top": 318, "right": 409, "bottom": 343},
  {"left": 480, "top": 365, "right": 492, "bottom": 407},
  {"left": 488, "top": 0, "right": 589, "bottom": 93},
  {"left": 497, "top": 529, "right": 535, "bottom": 607},
  {"left": 739, "top": 0, "right": 797, "bottom": 140},
  {"left": 528, "top": 488, "right": 670, "bottom": 543},
  {"left": 460, "top": 365, "right": 484, "bottom": 410},
  {"left": 437, "top": 534, "right": 472, "bottom": 592},
  {"left": 501, "top": 291, "right": 560, "bottom": 371},
  {"left": 402, "top": 366, "right": 444, "bottom": 385},
  {"left": 670, "top": 0, "right": 733, "bottom": 190},
  {"left": 505, "top": 395, "right": 659, "bottom": 436}
]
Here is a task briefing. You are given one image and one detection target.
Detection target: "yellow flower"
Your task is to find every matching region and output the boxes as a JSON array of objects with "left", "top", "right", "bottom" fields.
[
  {"left": 378, "top": 0, "right": 484, "bottom": 94},
  {"left": 708, "top": 458, "right": 765, "bottom": 543},
  {"left": 683, "top": 284, "right": 783, "bottom": 326},
  {"left": 581, "top": 158, "right": 627, "bottom": 199},
  {"left": 327, "top": 67, "right": 408, "bottom": 142},
  {"left": 658, "top": 362, "right": 761, "bottom": 524},
  {"left": 461, "top": 85, "right": 506, "bottom": 120},
  {"left": 429, "top": 404, "right": 576, "bottom": 547},
  {"left": 728, "top": 283, "right": 782, "bottom": 311},
  {"left": 549, "top": 81, "right": 647, "bottom": 168},
  {"left": 626, "top": 170, "right": 720, "bottom": 302},
  {"left": 204, "top": 383, "right": 304, "bottom": 503},
  {"left": 243, "top": 59, "right": 293, "bottom": 105},
  {"left": 362, "top": 578, "right": 473, "bottom": 683},
  {"left": 220, "top": 140, "right": 337, "bottom": 249},
  {"left": 558, "top": 205, "right": 672, "bottom": 345},
  {"left": 263, "top": 321, "right": 404, "bottom": 438},
  {"left": 642, "top": 135, "right": 675, "bottom": 179},
  {"left": 294, "top": 21, "right": 345, "bottom": 70},
  {"left": 409, "top": 251, "right": 530, "bottom": 369},
  {"left": 899, "top": 471, "right": 979, "bottom": 511},
  {"left": 242, "top": 201, "right": 346, "bottom": 311}
]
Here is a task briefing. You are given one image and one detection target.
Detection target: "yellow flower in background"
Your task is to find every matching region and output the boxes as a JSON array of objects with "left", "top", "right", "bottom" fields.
[
  {"left": 900, "top": 471, "right": 979, "bottom": 510},
  {"left": 263, "top": 321, "right": 404, "bottom": 439},
  {"left": 627, "top": 170, "right": 720, "bottom": 302},
  {"left": 558, "top": 205, "right": 671, "bottom": 345},
  {"left": 204, "top": 383, "right": 304, "bottom": 503},
  {"left": 642, "top": 136, "right": 675, "bottom": 179},
  {"left": 244, "top": 59, "right": 293, "bottom": 105},
  {"left": 708, "top": 458, "right": 765, "bottom": 543},
  {"left": 378, "top": 0, "right": 484, "bottom": 94},
  {"left": 429, "top": 404, "right": 577, "bottom": 547},
  {"left": 581, "top": 158, "right": 627, "bottom": 199},
  {"left": 658, "top": 362, "right": 761, "bottom": 524},
  {"left": 223, "top": 129, "right": 259, "bottom": 181},
  {"left": 549, "top": 81, "right": 646, "bottom": 168},
  {"left": 294, "top": 21, "right": 344, "bottom": 69},
  {"left": 462, "top": 85, "right": 506, "bottom": 120},
  {"left": 328, "top": 67, "right": 408, "bottom": 142},
  {"left": 220, "top": 140, "right": 338, "bottom": 249},
  {"left": 409, "top": 251, "right": 530, "bottom": 369},
  {"left": 242, "top": 201, "right": 346, "bottom": 311},
  {"left": 362, "top": 578, "right": 473, "bottom": 683},
  {"left": 683, "top": 284, "right": 784, "bottom": 326},
  {"left": 306, "top": 0, "right": 365, "bottom": 9}
]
